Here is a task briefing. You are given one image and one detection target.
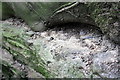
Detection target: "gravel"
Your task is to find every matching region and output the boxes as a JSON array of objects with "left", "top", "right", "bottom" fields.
[{"left": 1, "top": 18, "right": 120, "bottom": 78}]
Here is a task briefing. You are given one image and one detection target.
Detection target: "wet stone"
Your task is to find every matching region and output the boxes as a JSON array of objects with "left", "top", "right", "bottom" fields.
[{"left": 2, "top": 18, "right": 119, "bottom": 78}]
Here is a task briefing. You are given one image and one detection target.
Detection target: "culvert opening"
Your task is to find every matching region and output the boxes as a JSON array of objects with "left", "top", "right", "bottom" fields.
[
  {"left": 46, "top": 22, "right": 103, "bottom": 39},
  {"left": 48, "top": 22, "right": 100, "bottom": 30}
]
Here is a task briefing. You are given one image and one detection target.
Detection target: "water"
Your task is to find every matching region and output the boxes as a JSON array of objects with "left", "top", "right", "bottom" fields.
[
  {"left": 35, "top": 24, "right": 119, "bottom": 78},
  {"left": 2, "top": 18, "right": 119, "bottom": 78}
]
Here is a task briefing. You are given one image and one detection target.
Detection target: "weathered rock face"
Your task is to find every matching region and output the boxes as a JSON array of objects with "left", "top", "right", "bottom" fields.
[
  {"left": 5, "top": 2, "right": 68, "bottom": 31},
  {"left": 0, "top": 2, "right": 14, "bottom": 20},
  {"left": 2, "top": 2, "right": 96, "bottom": 31},
  {"left": 2, "top": 2, "right": 120, "bottom": 44},
  {"left": 87, "top": 2, "right": 120, "bottom": 44},
  {"left": 46, "top": 2, "right": 95, "bottom": 28}
]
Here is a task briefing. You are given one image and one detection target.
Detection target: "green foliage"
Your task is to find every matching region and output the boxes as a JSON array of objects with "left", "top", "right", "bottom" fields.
[
  {"left": 2, "top": 23, "right": 54, "bottom": 78},
  {"left": 1, "top": 59, "right": 27, "bottom": 78}
]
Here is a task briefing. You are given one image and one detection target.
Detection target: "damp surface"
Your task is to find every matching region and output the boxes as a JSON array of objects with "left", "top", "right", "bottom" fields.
[{"left": 1, "top": 18, "right": 120, "bottom": 78}]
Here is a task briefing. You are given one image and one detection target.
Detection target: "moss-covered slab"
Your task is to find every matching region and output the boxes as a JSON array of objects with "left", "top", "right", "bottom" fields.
[
  {"left": 2, "top": 2, "right": 96, "bottom": 31},
  {"left": 87, "top": 2, "right": 120, "bottom": 44}
]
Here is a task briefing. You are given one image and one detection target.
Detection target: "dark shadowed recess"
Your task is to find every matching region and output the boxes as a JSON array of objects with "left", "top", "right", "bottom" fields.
[{"left": 47, "top": 22, "right": 103, "bottom": 34}]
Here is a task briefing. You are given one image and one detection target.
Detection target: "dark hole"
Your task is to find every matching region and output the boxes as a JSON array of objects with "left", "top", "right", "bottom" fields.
[{"left": 47, "top": 22, "right": 102, "bottom": 34}]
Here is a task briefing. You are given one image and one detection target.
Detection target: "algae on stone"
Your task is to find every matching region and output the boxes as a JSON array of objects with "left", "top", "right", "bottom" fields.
[{"left": 87, "top": 2, "right": 120, "bottom": 44}]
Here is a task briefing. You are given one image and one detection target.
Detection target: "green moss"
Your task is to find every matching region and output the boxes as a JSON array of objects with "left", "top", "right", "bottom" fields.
[
  {"left": 87, "top": 2, "right": 120, "bottom": 43},
  {"left": 1, "top": 2, "right": 14, "bottom": 20}
]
